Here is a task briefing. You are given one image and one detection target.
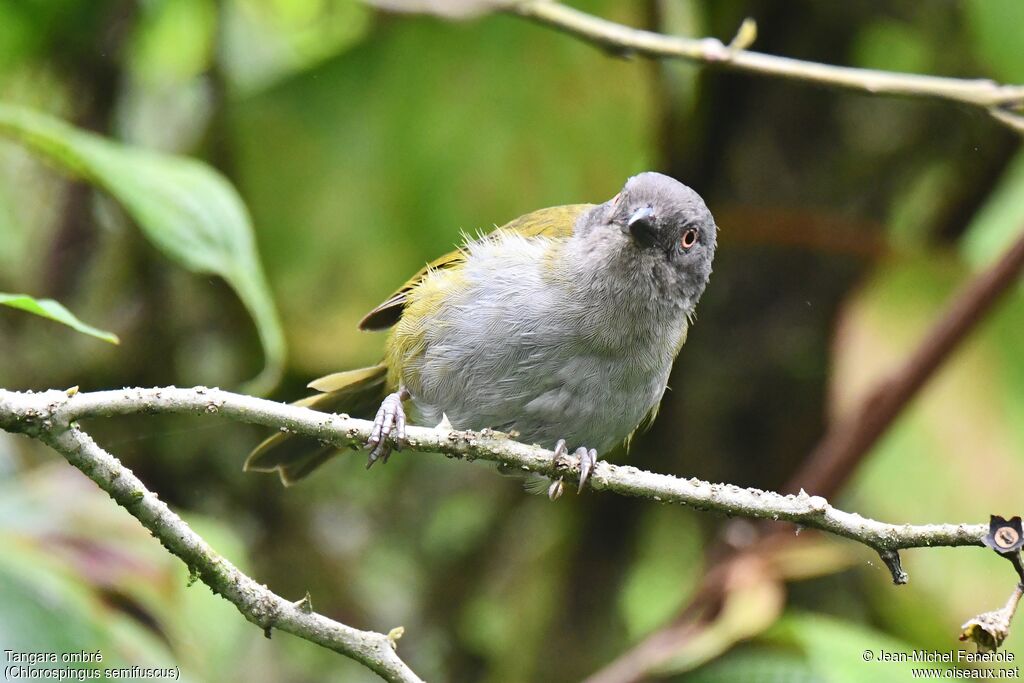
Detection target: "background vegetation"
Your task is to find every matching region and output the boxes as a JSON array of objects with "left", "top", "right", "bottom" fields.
[{"left": 1, "top": 1, "right": 1022, "bottom": 681}]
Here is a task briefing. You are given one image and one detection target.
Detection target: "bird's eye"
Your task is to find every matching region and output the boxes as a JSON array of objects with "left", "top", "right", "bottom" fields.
[{"left": 680, "top": 228, "right": 698, "bottom": 250}]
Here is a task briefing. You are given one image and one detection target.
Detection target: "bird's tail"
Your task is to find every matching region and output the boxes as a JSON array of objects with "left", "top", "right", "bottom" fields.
[{"left": 244, "top": 364, "right": 389, "bottom": 485}]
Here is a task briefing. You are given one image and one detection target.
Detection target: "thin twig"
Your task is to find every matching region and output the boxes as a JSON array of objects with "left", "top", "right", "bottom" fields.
[
  {"left": 960, "top": 582, "right": 1024, "bottom": 652},
  {"left": 0, "top": 390, "right": 423, "bottom": 683},
  {"left": 507, "top": 1, "right": 1024, "bottom": 133},
  {"left": 0, "top": 387, "right": 990, "bottom": 586}
]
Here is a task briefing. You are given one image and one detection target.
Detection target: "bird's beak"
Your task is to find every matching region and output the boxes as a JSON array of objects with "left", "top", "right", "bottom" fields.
[{"left": 626, "top": 206, "right": 658, "bottom": 246}]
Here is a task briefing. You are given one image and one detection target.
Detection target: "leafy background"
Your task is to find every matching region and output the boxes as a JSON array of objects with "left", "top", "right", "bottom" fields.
[{"left": 0, "top": 0, "right": 1022, "bottom": 681}]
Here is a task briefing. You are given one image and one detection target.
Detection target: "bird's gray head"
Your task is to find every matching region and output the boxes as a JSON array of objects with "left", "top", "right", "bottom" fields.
[{"left": 575, "top": 172, "right": 718, "bottom": 311}]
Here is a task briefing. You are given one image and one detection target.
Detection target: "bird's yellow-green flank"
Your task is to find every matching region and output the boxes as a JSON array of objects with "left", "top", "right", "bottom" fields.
[
  {"left": 246, "top": 204, "right": 595, "bottom": 484},
  {"left": 246, "top": 173, "right": 717, "bottom": 489}
]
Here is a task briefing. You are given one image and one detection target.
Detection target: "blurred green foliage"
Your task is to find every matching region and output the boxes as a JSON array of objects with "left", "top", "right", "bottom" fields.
[
  {"left": 232, "top": 2, "right": 654, "bottom": 371},
  {"left": 0, "top": 103, "right": 285, "bottom": 393},
  {"left": 0, "top": 463, "right": 250, "bottom": 682},
  {"left": 1, "top": 0, "right": 1022, "bottom": 681}
]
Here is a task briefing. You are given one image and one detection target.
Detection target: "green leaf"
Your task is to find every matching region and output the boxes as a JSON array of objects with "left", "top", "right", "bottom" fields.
[
  {"left": 765, "top": 612, "right": 952, "bottom": 683},
  {"left": 851, "top": 20, "right": 933, "bottom": 74},
  {"left": 618, "top": 507, "right": 703, "bottom": 639},
  {"left": 129, "top": 0, "right": 216, "bottom": 85},
  {"left": 962, "top": 150, "right": 1024, "bottom": 272},
  {"left": 832, "top": 256, "right": 1024, "bottom": 655},
  {"left": 221, "top": 0, "right": 371, "bottom": 93},
  {"left": 964, "top": 0, "right": 1024, "bottom": 82},
  {"left": 686, "top": 648, "right": 818, "bottom": 683},
  {"left": 0, "top": 292, "right": 119, "bottom": 344},
  {"left": 0, "top": 103, "right": 285, "bottom": 393},
  {"left": 0, "top": 464, "right": 251, "bottom": 681}
]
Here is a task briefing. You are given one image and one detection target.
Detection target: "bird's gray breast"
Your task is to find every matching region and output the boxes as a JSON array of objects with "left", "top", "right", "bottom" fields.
[{"left": 402, "top": 234, "right": 686, "bottom": 453}]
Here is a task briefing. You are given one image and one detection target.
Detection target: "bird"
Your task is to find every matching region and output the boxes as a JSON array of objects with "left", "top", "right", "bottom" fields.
[{"left": 246, "top": 172, "right": 718, "bottom": 495}]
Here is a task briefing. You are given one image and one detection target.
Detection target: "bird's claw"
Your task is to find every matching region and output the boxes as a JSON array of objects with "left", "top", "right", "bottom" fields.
[
  {"left": 575, "top": 446, "right": 598, "bottom": 494},
  {"left": 547, "top": 439, "right": 598, "bottom": 499},
  {"left": 366, "top": 388, "right": 409, "bottom": 468},
  {"left": 548, "top": 439, "right": 568, "bottom": 500}
]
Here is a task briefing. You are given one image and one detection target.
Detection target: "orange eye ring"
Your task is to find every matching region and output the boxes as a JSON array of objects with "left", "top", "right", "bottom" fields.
[{"left": 680, "top": 228, "right": 698, "bottom": 250}]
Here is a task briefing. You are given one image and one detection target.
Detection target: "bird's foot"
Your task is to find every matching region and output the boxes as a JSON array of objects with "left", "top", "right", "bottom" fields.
[
  {"left": 574, "top": 446, "right": 598, "bottom": 493},
  {"left": 547, "top": 439, "right": 599, "bottom": 500},
  {"left": 366, "top": 388, "right": 410, "bottom": 468}
]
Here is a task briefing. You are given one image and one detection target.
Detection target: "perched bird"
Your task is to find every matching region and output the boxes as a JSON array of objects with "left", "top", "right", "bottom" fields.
[{"left": 246, "top": 172, "right": 717, "bottom": 493}]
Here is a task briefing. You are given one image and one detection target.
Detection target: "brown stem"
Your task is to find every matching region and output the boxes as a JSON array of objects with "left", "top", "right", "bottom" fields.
[
  {"left": 586, "top": 229, "right": 1024, "bottom": 682},
  {"left": 787, "top": 226, "right": 1024, "bottom": 497},
  {"left": 588, "top": 226, "right": 1024, "bottom": 680},
  {"left": 42, "top": 1, "right": 133, "bottom": 298}
]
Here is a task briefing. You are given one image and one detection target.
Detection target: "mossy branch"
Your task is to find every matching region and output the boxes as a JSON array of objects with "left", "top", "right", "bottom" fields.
[
  {"left": 0, "top": 386, "right": 992, "bottom": 590},
  {"left": 0, "top": 388, "right": 423, "bottom": 683}
]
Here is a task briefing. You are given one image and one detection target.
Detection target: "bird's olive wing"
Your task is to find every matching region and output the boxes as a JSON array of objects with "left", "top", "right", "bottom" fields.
[{"left": 357, "top": 204, "right": 593, "bottom": 331}]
